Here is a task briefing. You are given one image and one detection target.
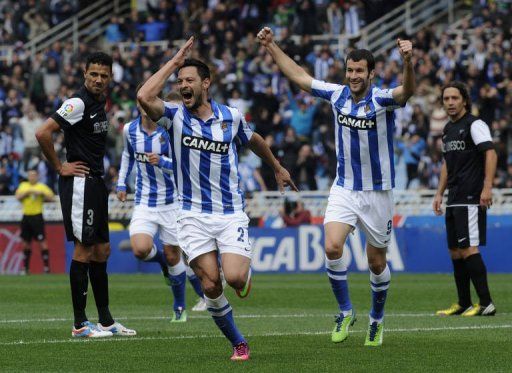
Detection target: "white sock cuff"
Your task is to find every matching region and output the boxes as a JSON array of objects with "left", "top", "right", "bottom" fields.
[
  {"left": 370, "top": 265, "right": 391, "bottom": 283},
  {"left": 204, "top": 293, "right": 231, "bottom": 317},
  {"left": 168, "top": 258, "right": 186, "bottom": 276},
  {"left": 325, "top": 256, "right": 347, "bottom": 271},
  {"left": 186, "top": 266, "right": 195, "bottom": 277},
  {"left": 143, "top": 244, "right": 158, "bottom": 261}
]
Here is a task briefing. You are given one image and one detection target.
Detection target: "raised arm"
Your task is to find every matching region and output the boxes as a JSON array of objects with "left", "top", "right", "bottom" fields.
[
  {"left": 257, "top": 27, "right": 313, "bottom": 93},
  {"left": 137, "top": 36, "right": 194, "bottom": 121},
  {"left": 392, "top": 39, "right": 415, "bottom": 106}
]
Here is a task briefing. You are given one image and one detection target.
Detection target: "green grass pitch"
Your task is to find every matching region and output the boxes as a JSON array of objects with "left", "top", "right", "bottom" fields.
[{"left": 0, "top": 273, "right": 510, "bottom": 372}]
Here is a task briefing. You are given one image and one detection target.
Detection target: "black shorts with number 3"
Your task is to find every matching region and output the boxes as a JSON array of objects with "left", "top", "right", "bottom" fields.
[
  {"left": 445, "top": 205, "right": 486, "bottom": 249},
  {"left": 59, "top": 175, "right": 109, "bottom": 246}
]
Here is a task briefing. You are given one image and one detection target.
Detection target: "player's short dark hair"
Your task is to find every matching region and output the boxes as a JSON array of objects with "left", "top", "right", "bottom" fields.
[
  {"left": 441, "top": 81, "right": 472, "bottom": 112},
  {"left": 345, "top": 49, "right": 375, "bottom": 71},
  {"left": 85, "top": 52, "right": 113, "bottom": 71},
  {"left": 178, "top": 58, "right": 211, "bottom": 80},
  {"left": 28, "top": 168, "right": 38, "bottom": 173}
]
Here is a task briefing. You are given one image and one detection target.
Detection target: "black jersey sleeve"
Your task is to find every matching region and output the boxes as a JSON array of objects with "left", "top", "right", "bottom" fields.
[{"left": 51, "top": 97, "right": 86, "bottom": 130}]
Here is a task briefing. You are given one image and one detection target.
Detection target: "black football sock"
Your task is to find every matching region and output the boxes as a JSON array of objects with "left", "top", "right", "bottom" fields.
[
  {"left": 452, "top": 259, "right": 472, "bottom": 308},
  {"left": 23, "top": 249, "right": 32, "bottom": 272},
  {"left": 89, "top": 261, "right": 114, "bottom": 326},
  {"left": 465, "top": 253, "right": 492, "bottom": 307},
  {"left": 41, "top": 249, "right": 50, "bottom": 271},
  {"left": 70, "top": 260, "right": 89, "bottom": 328}
]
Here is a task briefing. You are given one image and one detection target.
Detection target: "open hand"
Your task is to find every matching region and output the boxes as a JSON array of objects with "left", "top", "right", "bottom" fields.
[
  {"left": 274, "top": 166, "right": 298, "bottom": 194},
  {"left": 172, "top": 36, "right": 194, "bottom": 68},
  {"left": 432, "top": 194, "right": 443, "bottom": 216},
  {"left": 58, "top": 161, "right": 89, "bottom": 177}
]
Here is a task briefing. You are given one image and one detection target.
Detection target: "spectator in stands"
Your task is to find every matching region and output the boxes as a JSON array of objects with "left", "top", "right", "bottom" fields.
[
  {"left": 287, "top": 92, "right": 318, "bottom": 139},
  {"left": 19, "top": 103, "right": 43, "bottom": 167},
  {"left": 397, "top": 131, "right": 427, "bottom": 189},
  {"left": 294, "top": 144, "right": 318, "bottom": 191},
  {"left": 280, "top": 197, "right": 312, "bottom": 227},
  {"left": 137, "top": 15, "right": 168, "bottom": 42},
  {"left": 105, "top": 16, "right": 125, "bottom": 43}
]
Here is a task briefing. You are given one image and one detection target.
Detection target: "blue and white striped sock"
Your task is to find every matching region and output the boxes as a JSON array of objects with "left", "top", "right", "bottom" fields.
[
  {"left": 326, "top": 256, "right": 352, "bottom": 315},
  {"left": 168, "top": 259, "right": 187, "bottom": 310},
  {"left": 369, "top": 265, "right": 391, "bottom": 323},
  {"left": 205, "top": 293, "right": 245, "bottom": 346},
  {"left": 143, "top": 244, "right": 168, "bottom": 273}
]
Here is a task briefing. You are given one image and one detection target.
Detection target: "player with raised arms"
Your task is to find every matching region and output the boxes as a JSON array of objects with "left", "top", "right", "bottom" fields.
[
  {"left": 257, "top": 26, "right": 415, "bottom": 346},
  {"left": 137, "top": 37, "right": 297, "bottom": 360}
]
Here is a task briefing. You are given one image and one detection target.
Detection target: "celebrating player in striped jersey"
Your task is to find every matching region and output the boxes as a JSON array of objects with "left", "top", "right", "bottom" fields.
[
  {"left": 258, "top": 27, "right": 415, "bottom": 346},
  {"left": 138, "top": 37, "right": 297, "bottom": 361},
  {"left": 116, "top": 98, "right": 207, "bottom": 321}
]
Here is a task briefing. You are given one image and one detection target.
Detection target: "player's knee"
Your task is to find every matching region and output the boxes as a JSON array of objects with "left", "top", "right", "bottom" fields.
[
  {"left": 164, "top": 247, "right": 181, "bottom": 265},
  {"left": 132, "top": 246, "right": 151, "bottom": 260},
  {"left": 325, "top": 240, "right": 344, "bottom": 259},
  {"left": 201, "top": 278, "right": 222, "bottom": 296},
  {"left": 223, "top": 270, "right": 248, "bottom": 290},
  {"left": 368, "top": 258, "right": 386, "bottom": 274},
  {"left": 92, "top": 243, "right": 110, "bottom": 262}
]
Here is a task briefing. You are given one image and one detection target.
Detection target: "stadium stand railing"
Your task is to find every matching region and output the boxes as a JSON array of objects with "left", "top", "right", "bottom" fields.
[
  {"left": 286, "top": 0, "right": 468, "bottom": 57},
  {"left": 0, "top": 0, "right": 130, "bottom": 64},
  {"left": 2, "top": 189, "right": 512, "bottom": 223}
]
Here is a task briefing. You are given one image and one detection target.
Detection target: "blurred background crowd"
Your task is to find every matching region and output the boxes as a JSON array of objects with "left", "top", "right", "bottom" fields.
[{"left": 0, "top": 0, "right": 511, "bottom": 196}]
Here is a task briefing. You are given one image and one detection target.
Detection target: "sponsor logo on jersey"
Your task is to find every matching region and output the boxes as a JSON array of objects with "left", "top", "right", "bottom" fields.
[
  {"left": 93, "top": 121, "right": 109, "bottom": 134},
  {"left": 182, "top": 135, "right": 230, "bottom": 154},
  {"left": 134, "top": 152, "right": 150, "bottom": 163},
  {"left": 336, "top": 113, "right": 376, "bottom": 130},
  {"left": 443, "top": 140, "right": 466, "bottom": 152}
]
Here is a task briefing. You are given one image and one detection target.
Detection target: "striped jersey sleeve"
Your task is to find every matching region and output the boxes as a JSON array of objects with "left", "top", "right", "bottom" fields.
[
  {"left": 311, "top": 79, "right": 344, "bottom": 101},
  {"left": 117, "top": 123, "right": 135, "bottom": 192},
  {"left": 234, "top": 110, "right": 253, "bottom": 145},
  {"left": 373, "top": 88, "right": 404, "bottom": 109}
]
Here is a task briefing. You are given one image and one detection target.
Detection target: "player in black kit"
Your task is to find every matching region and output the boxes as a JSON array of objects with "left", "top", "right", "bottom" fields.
[
  {"left": 432, "top": 81, "right": 497, "bottom": 317},
  {"left": 36, "top": 52, "right": 136, "bottom": 337}
]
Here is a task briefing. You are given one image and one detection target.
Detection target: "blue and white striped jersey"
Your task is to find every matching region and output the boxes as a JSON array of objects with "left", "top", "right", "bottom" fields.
[
  {"left": 311, "top": 79, "right": 402, "bottom": 190},
  {"left": 117, "top": 117, "right": 177, "bottom": 209},
  {"left": 159, "top": 99, "right": 253, "bottom": 214}
]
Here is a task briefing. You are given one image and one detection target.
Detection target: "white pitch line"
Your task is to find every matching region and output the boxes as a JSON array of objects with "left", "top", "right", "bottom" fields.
[
  {"left": 0, "top": 312, "right": 510, "bottom": 324},
  {"left": 1, "top": 324, "right": 511, "bottom": 347}
]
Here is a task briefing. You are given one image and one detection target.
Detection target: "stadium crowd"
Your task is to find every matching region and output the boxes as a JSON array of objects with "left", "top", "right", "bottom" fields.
[{"left": 0, "top": 0, "right": 511, "bottom": 196}]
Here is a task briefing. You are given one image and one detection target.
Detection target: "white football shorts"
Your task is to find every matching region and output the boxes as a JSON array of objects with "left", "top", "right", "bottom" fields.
[
  {"left": 129, "top": 205, "right": 179, "bottom": 246},
  {"left": 324, "top": 185, "right": 394, "bottom": 248},
  {"left": 176, "top": 211, "right": 252, "bottom": 263}
]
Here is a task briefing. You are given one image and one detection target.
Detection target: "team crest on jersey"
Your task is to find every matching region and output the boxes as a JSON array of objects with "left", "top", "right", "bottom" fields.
[
  {"left": 221, "top": 122, "right": 228, "bottom": 131},
  {"left": 337, "top": 113, "right": 376, "bottom": 130},
  {"left": 160, "top": 135, "right": 166, "bottom": 144},
  {"left": 182, "top": 135, "right": 229, "bottom": 154},
  {"left": 364, "top": 104, "right": 371, "bottom": 113}
]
